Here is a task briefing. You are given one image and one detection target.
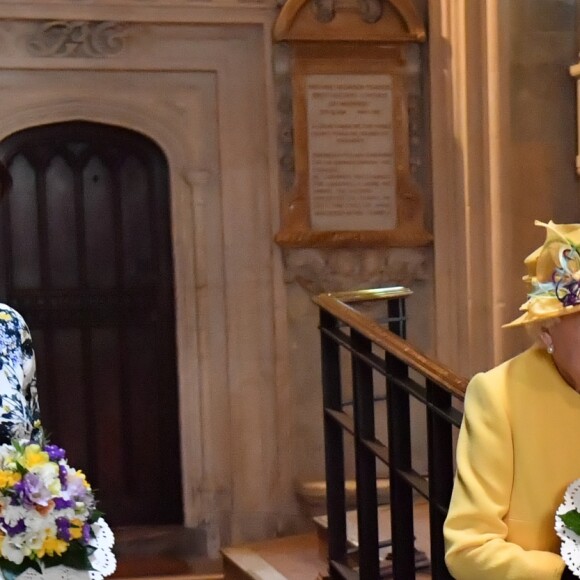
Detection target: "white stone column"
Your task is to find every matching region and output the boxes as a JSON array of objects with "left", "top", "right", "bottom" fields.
[{"left": 429, "top": 0, "right": 509, "bottom": 375}]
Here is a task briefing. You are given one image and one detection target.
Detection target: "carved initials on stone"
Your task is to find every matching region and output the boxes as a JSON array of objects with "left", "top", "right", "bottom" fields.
[{"left": 27, "top": 21, "right": 128, "bottom": 58}]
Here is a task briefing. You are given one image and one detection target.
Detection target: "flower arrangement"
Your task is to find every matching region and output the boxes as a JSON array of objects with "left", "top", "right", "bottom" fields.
[
  {"left": 0, "top": 432, "right": 115, "bottom": 580},
  {"left": 556, "top": 479, "right": 580, "bottom": 578}
]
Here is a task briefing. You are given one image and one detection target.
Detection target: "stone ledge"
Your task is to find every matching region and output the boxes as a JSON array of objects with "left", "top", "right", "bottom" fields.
[{"left": 296, "top": 478, "right": 390, "bottom": 516}]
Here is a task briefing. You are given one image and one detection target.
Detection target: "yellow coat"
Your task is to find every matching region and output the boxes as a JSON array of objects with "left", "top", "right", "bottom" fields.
[{"left": 444, "top": 346, "right": 580, "bottom": 579}]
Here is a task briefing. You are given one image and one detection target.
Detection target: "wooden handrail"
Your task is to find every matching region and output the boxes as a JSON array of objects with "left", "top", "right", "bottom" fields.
[{"left": 313, "top": 289, "right": 468, "bottom": 400}]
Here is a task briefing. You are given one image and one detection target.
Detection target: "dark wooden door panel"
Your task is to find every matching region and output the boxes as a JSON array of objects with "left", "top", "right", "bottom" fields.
[{"left": 0, "top": 122, "right": 182, "bottom": 526}]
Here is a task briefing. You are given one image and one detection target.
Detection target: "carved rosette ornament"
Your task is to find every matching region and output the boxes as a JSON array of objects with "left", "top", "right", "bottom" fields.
[
  {"left": 27, "top": 21, "right": 128, "bottom": 58},
  {"left": 311, "top": 0, "right": 335, "bottom": 24},
  {"left": 311, "top": 0, "right": 383, "bottom": 24}
]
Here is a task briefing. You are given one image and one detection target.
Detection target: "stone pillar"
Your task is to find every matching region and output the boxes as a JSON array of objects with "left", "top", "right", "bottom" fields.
[{"left": 429, "top": 0, "right": 579, "bottom": 375}]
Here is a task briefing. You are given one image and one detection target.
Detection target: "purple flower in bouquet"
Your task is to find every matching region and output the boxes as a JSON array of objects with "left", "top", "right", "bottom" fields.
[
  {"left": 44, "top": 445, "right": 66, "bottom": 462},
  {"left": 54, "top": 497, "right": 74, "bottom": 510},
  {"left": 1, "top": 518, "right": 25, "bottom": 537},
  {"left": 64, "top": 472, "right": 92, "bottom": 504},
  {"left": 58, "top": 463, "right": 68, "bottom": 489},
  {"left": 55, "top": 517, "right": 71, "bottom": 542},
  {"left": 14, "top": 472, "right": 51, "bottom": 507},
  {"left": 82, "top": 522, "right": 91, "bottom": 543}
]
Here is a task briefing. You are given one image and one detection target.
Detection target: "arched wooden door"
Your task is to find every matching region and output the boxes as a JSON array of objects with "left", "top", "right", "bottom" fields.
[{"left": 0, "top": 121, "right": 182, "bottom": 526}]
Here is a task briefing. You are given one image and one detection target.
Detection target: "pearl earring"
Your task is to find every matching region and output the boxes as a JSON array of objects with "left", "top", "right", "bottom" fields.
[{"left": 547, "top": 344, "right": 554, "bottom": 355}]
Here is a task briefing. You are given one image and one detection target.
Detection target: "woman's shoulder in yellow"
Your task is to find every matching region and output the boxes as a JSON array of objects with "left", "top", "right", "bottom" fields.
[{"left": 467, "top": 346, "right": 564, "bottom": 402}]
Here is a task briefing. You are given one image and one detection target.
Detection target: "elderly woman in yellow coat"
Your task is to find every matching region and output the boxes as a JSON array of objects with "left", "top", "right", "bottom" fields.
[{"left": 444, "top": 221, "right": 580, "bottom": 580}]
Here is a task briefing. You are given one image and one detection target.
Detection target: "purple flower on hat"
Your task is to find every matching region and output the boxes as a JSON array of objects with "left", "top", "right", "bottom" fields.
[
  {"left": 560, "top": 284, "right": 580, "bottom": 306},
  {"left": 553, "top": 247, "right": 580, "bottom": 307}
]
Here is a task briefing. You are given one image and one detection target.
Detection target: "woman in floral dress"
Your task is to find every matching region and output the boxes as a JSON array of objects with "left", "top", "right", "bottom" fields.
[
  {"left": 0, "top": 163, "right": 40, "bottom": 443},
  {"left": 0, "top": 304, "right": 40, "bottom": 443}
]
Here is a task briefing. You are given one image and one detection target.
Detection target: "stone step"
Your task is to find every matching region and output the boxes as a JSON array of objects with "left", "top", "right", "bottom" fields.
[
  {"left": 221, "top": 501, "right": 432, "bottom": 579},
  {"left": 313, "top": 500, "right": 432, "bottom": 578},
  {"left": 222, "top": 534, "right": 327, "bottom": 580},
  {"left": 112, "top": 526, "right": 223, "bottom": 580},
  {"left": 115, "top": 575, "right": 223, "bottom": 580},
  {"left": 296, "top": 479, "right": 391, "bottom": 518},
  {"left": 113, "top": 555, "right": 223, "bottom": 580}
]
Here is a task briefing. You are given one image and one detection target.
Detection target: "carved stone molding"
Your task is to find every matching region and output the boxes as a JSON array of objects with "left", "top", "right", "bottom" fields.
[
  {"left": 283, "top": 247, "right": 429, "bottom": 294},
  {"left": 273, "top": 43, "right": 295, "bottom": 194},
  {"left": 27, "top": 21, "right": 128, "bottom": 58},
  {"left": 0, "top": 0, "right": 276, "bottom": 8},
  {"left": 408, "top": 92, "right": 422, "bottom": 180}
]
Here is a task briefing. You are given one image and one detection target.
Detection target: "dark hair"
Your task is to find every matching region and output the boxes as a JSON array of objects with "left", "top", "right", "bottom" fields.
[{"left": 0, "top": 162, "right": 12, "bottom": 198}]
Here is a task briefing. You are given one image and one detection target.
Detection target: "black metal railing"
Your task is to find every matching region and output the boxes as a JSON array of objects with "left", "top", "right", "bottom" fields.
[{"left": 313, "top": 287, "right": 468, "bottom": 580}]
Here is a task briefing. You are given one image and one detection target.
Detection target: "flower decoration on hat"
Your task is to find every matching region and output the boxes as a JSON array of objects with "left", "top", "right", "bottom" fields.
[
  {"left": 504, "top": 220, "right": 580, "bottom": 327},
  {"left": 552, "top": 247, "right": 580, "bottom": 307}
]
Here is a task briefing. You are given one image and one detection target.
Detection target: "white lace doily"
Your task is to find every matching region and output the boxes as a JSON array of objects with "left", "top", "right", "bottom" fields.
[
  {"left": 556, "top": 479, "right": 580, "bottom": 578},
  {"left": 17, "top": 567, "right": 89, "bottom": 580},
  {"left": 87, "top": 518, "right": 117, "bottom": 580},
  {"left": 8, "top": 518, "right": 116, "bottom": 580}
]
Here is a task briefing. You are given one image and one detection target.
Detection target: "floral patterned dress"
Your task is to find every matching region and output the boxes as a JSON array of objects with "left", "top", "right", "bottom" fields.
[{"left": 0, "top": 304, "right": 40, "bottom": 443}]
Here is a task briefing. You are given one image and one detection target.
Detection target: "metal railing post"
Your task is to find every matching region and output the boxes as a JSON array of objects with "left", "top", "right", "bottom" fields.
[
  {"left": 320, "top": 309, "right": 347, "bottom": 572},
  {"left": 351, "top": 329, "right": 380, "bottom": 579},
  {"left": 385, "top": 352, "right": 416, "bottom": 578},
  {"left": 388, "top": 296, "right": 406, "bottom": 339},
  {"left": 427, "top": 379, "right": 455, "bottom": 580}
]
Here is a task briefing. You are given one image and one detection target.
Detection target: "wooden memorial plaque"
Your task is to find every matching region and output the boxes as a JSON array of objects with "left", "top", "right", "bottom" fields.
[{"left": 274, "top": 1, "right": 431, "bottom": 248}]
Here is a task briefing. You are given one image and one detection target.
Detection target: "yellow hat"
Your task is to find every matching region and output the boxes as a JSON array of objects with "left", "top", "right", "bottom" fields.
[{"left": 504, "top": 220, "right": 580, "bottom": 328}]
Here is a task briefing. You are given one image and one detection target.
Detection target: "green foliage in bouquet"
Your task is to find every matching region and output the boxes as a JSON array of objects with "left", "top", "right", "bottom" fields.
[{"left": 560, "top": 509, "right": 580, "bottom": 536}]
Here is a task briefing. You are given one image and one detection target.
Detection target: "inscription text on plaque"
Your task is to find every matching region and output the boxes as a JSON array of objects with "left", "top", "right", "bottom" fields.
[{"left": 306, "top": 74, "right": 396, "bottom": 231}]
